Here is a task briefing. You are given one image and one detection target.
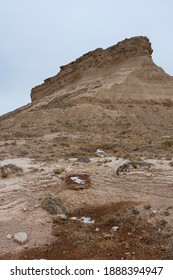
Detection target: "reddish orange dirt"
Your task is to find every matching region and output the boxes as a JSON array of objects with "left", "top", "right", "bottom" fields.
[{"left": 2, "top": 201, "right": 172, "bottom": 260}]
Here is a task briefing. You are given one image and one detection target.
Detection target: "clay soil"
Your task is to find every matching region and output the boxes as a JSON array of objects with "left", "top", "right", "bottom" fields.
[{"left": 2, "top": 201, "right": 171, "bottom": 260}]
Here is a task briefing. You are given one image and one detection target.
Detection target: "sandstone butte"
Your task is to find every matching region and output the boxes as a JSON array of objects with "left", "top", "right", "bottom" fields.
[
  {"left": 30, "top": 35, "right": 173, "bottom": 103},
  {"left": 1, "top": 36, "right": 173, "bottom": 260},
  {"left": 1, "top": 35, "right": 173, "bottom": 141}
]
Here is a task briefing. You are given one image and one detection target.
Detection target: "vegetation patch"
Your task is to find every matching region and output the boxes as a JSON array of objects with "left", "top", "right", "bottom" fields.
[
  {"left": 0, "top": 164, "right": 23, "bottom": 179},
  {"left": 40, "top": 195, "right": 67, "bottom": 215}
]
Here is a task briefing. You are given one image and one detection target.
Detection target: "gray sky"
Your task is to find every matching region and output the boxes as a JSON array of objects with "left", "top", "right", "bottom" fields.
[{"left": 0, "top": 0, "right": 173, "bottom": 115}]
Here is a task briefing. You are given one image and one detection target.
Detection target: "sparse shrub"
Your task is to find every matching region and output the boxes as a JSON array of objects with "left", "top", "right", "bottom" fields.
[
  {"left": 163, "top": 210, "right": 170, "bottom": 216},
  {"left": 52, "top": 225, "right": 62, "bottom": 237},
  {"left": 69, "top": 229, "right": 97, "bottom": 245},
  {"left": 163, "top": 140, "right": 173, "bottom": 148},
  {"left": 1, "top": 170, "right": 9, "bottom": 179},
  {"left": 100, "top": 214, "right": 118, "bottom": 226},
  {"left": 143, "top": 204, "right": 151, "bottom": 210},
  {"left": 0, "top": 164, "right": 23, "bottom": 178},
  {"left": 99, "top": 239, "right": 117, "bottom": 251},
  {"left": 53, "top": 167, "right": 65, "bottom": 175}
]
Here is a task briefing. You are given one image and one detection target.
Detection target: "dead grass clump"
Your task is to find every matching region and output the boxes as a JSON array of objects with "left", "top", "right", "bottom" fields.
[
  {"left": 100, "top": 213, "right": 118, "bottom": 227},
  {"left": 143, "top": 204, "right": 151, "bottom": 210},
  {"left": 52, "top": 225, "right": 62, "bottom": 237},
  {"left": 68, "top": 229, "right": 97, "bottom": 245},
  {"left": 53, "top": 167, "right": 65, "bottom": 175},
  {"left": 99, "top": 239, "right": 117, "bottom": 251},
  {"left": 163, "top": 140, "right": 173, "bottom": 148},
  {"left": 1, "top": 170, "right": 9, "bottom": 179},
  {"left": 40, "top": 195, "right": 67, "bottom": 215},
  {"left": 0, "top": 164, "right": 23, "bottom": 178}
]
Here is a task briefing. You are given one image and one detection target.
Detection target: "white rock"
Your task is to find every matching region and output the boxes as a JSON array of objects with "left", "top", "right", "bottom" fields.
[
  {"left": 34, "top": 203, "right": 40, "bottom": 208},
  {"left": 71, "top": 216, "right": 95, "bottom": 224},
  {"left": 14, "top": 232, "right": 28, "bottom": 244},
  {"left": 112, "top": 226, "right": 119, "bottom": 232},
  {"left": 96, "top": 149, "right": 104, "bottom": 153}
]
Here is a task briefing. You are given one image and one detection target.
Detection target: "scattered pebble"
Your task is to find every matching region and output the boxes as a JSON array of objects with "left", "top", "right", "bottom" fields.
[
  {"left": 6, "top": 234, "right": 12, "bottom": 240},
  {"left": 34, "top": 203, "right": 40, "bottom": 208}
]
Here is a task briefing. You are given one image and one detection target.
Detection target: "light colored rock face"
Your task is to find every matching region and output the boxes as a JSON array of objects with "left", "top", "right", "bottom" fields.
[
  {"left": 14, "top": 232, "right": 28, "bottom": 244},
  {"left": 30, "top": 36, "right": 154, "bottom": 102}
]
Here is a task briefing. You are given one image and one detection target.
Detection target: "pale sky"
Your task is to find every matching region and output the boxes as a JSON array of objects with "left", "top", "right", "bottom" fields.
[{"left": 0, "top": 0, "right": 173, "bottom": 115}]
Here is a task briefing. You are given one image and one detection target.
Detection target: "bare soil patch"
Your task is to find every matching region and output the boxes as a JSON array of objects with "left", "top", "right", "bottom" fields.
[{"left": 2, "top": 201, "right": 171, "bottom": 260}]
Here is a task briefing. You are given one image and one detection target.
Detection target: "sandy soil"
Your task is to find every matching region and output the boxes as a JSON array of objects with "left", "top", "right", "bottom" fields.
[{"left": 1, "top": 148, "right": 173, "bottom": 259}]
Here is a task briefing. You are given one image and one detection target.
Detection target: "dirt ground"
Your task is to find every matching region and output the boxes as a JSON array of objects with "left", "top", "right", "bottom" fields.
[
  {"left": 3, "top": 201, "right": 172, "bottom": 260},
  {"left": 1, "top": 145, "right": 173, "bottom": 260}
]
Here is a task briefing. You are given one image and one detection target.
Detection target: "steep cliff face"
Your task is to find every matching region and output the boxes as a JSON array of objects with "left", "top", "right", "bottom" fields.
[{"left": 31, "top": 36, "right": 153, "bottom": 102}]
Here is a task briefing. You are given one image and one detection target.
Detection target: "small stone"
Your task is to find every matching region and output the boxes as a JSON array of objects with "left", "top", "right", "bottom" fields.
[
  {"left": 96, "top": 227, "right": 100, "bottom": 232},
  {"left": 34, "top": 203, "right": 40, "bottom": 208},
  {"left": 6, "top": 234, "right": 12, "bottom": 240},
  {"left": 14, "top": 232, "right": 28, "bottom": 244},
  {"left": 112, "top": 226, "right": 119, "bottom": 232},
  {"left": 23, "top": 207, "right": 28, "bottom": 212}
]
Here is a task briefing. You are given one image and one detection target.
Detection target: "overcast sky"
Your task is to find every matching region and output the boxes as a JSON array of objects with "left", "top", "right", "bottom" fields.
[{"left": 0, "top": 0, "right": 173, "bottom": 115}]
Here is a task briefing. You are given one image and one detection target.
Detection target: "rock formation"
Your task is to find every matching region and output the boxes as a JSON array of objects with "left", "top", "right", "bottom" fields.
[
  {"left": 1, "top": 35, "right": 173, "bottom": 141},
  {"left": 30, "top": 36, "right": 153, "bottom": 102},
  {"left": 30, "top": 36, "right": 173, "bottom": 105}
]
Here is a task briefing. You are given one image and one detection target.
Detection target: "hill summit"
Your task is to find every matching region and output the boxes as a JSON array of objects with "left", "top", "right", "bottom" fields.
[
  {"left": 30, "top": 35, "right": 172, "bottom": 105},
  {"left": 31, "top": 36, "right": 153, "bottom": 102},
  {"left": 1, "top": 36, "right": 173, "bottom": 148}
]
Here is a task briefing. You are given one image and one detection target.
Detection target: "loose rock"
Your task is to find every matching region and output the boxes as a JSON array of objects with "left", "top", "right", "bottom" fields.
[{"left": 14, "top": 232, "right": 28, "bottom": 244}]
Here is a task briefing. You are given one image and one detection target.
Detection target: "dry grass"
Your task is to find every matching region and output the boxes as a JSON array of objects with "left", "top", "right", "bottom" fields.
[
  {"left": 100, "top": 213, "right": 119, "bottom": 226},
  {"left": 1, "top": 170, "right": 9, "bottom": 179},
  {"left": 68, "top": 228, "right": 97, "bottom": 245},
  {"left": 99, "top": 239, "right": 117, "bottom": 251},
  {"left": 0, "top": 164, "right": 23, "bottom": 179},
  {"left": 143, "top": 204, "right": 152, "bottom": 210},
  {"left": 163, "top": 140, "right": 173, "bottom": 148}
]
